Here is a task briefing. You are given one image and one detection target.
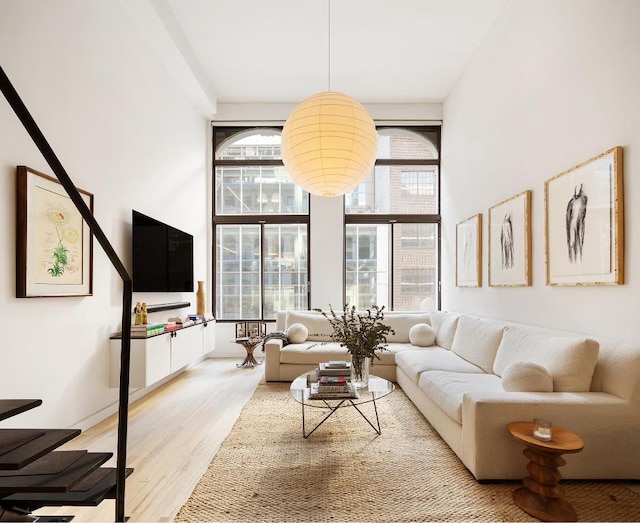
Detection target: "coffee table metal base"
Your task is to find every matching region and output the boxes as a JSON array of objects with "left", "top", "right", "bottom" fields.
[{"left": 301, "top": 397, "right": 382, "bottom": 438}]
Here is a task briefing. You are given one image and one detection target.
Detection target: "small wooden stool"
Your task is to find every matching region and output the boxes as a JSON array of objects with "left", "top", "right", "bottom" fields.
[{"left": 508, "top": 421, "right": 584, "bottom": 522}]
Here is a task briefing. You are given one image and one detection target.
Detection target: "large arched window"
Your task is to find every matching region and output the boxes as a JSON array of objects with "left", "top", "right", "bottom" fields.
[
  {"left": 213, "top": 128, "right": 309, "bottom": 320},
  {"left": 345, "top": 126, "right": 440, "bottom": 311}
]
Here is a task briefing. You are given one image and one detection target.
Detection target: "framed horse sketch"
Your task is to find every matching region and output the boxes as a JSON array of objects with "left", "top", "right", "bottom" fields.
[
  {"left": 544, "top": 146, "right": 623, "bottom": 286},
  {"left": 488, "top": 190, "right": 532, "bottom": 287},
  {"left": 456, "top": 213, "right": 482, "bottom": 287}
]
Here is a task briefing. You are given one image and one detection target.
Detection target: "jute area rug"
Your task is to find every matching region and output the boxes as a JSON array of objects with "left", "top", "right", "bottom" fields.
[{"left": 176, "top": 383, "right": 640, "bottom": 522}]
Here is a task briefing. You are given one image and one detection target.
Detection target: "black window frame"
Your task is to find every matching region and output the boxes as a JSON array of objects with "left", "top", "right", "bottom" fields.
[
  {"left": 212, "top": 126, "right": 311, "bottom": 322},
  {"left": 344, "top": 125, "right": 441, "bottom": 311}
]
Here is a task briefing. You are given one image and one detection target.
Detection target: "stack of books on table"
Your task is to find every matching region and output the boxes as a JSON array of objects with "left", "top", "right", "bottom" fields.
[
  {"left": 318, "top": 360, "right": 352, "bottom": 376},
  {"left": 309, "top": 361, "right": 358, "bottom": 399},
  {"left": 130, "top": 323, "right": 165, "bottom": 338}
]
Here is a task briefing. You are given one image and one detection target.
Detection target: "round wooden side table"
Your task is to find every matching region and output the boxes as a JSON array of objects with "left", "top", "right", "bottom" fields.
[{"left": 508, "top": 421, "right": 584, "bottom": 522}]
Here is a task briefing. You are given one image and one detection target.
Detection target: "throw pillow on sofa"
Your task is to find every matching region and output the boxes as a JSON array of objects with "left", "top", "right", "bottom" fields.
[
  {"left": 409, "top": 324, "right": 435, "bottom": 347},
  {"left": 502, "top": 361, "right": 553, "bottom": 392},
  {"left": 286, "top": 323, "right": 308, "bottom": 344}
]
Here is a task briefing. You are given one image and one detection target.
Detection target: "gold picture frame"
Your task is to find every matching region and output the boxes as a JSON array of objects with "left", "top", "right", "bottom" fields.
[
  {"left": 456, "top": 213, "right": 482, "bottom": 287},
  {"left": 16, "top": 166, "right": 94, "bottom": 297},
  {"left": 488, "top": 190, "right": 532, "bottom": 287},
  {"left": 544, "top": 146, "right": 623, "bottom": 286}
]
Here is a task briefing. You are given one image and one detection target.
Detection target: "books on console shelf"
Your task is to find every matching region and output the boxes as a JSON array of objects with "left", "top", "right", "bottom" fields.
[
  {"left": 130, "top": 323, "right": 164, "bottom": 337},
  {"left": 309, "top": 381, "right": 358, "bottom": 400}
]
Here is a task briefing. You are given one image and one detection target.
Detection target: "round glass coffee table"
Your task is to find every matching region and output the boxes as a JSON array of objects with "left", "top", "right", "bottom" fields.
[{"left": 290, "top": 371, "right": 395, "bottom": 438}]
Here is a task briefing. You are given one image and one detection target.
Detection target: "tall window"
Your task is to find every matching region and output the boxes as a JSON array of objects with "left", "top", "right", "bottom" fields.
[
  {"left": 213, "top": 128, "right": 309, "bottom": 320},
  {"left": 345, "top": 127, "right": 440, "bottom": 311}
]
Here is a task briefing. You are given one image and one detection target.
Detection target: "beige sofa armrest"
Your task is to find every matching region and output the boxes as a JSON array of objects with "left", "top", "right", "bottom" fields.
[
  {"left": 460, "top": 391, "right": 638, "bottom": 479},
  {"left": 264, "top": 338, "right": 284, "bottom": 382}
]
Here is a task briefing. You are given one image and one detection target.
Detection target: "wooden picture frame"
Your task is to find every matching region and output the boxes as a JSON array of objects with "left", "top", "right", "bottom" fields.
[
  {"left": 246, "top": 322, "right": 261, "bottom": 338},
  {"left": 455, "top": 214, "right": 482, "bottom": 287},
  {"left": 545, "top": 147, "right": 623, "bottom": 286},
  {"left": 16, "top": 166, "right": 93, "bottom": 297},
  {"left": 488, "top": 190, "right": 532, "bottom": 287},
  {"left": 235, "top": 322, "right": 247, "bottom": 339}
]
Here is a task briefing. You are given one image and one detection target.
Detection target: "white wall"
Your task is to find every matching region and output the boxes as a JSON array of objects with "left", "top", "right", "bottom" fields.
[
  {"left": 441, "top": 0, "right": 640, "bottom": 339},
  {"left": 0, "top": 0, "right": 209, "bottom": 428}
]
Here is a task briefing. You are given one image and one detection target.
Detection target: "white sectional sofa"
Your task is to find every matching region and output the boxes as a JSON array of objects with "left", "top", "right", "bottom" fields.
[{"left": 264, "top": 310, "right": 640, "bottom": 480}]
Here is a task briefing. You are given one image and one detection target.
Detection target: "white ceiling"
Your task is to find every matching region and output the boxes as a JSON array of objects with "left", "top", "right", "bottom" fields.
[{"left": 149, "top": 0, "right": 508, "bottom": 107}]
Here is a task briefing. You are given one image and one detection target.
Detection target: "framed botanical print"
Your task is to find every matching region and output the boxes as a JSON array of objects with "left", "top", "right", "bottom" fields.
[
  {"left": 456, "top": 213, "right": 482, "bottom": 287},
  {"left": 16, "top": 166, "right": 93, "bottom": 297},
  {"left": 488, "top": 190, "right": 532, "bottom": 287},
  {"left": 545, "top": 147, "right": 623, "bottom": 285}
]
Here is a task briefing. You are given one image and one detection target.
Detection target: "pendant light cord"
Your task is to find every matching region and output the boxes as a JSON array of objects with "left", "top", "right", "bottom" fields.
[{"left": 328, "top": 0, "right": 331, "bottom": 92}]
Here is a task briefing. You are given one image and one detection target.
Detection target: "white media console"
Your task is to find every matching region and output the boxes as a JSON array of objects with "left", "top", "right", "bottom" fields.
[{"left": 109, "top": 320, "right": 216, "bottom": 388}]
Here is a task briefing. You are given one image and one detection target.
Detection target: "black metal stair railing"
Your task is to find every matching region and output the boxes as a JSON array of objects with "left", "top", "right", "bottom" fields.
[{"left": 0, "top": 65, "right": 132, "bottom": 523}]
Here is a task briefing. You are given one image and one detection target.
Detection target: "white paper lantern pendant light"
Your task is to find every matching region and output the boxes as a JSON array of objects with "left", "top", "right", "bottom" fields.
[{"left": 281, "top": 2, "right": 378, "bottom": 198}]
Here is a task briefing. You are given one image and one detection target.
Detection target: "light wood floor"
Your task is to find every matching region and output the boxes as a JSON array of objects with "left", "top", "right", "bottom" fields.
[{"left": 34, "top": 358, "right": 264, "bottom": 523}]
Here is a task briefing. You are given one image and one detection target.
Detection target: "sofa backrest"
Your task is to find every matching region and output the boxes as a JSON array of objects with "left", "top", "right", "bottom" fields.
[
  {"left": 276, "top": 309, "right": 432, "bottom": 344},
  {"left": 283, "top": 310, "right": 333, "bottom": 342},
  {"left": 492, "top": 326, "right": 599, "bottom": 392},
  {"left": 437, "top": 311, "right": 640, "bottom": 401},
  {"left": 383, "top": 313, "right": 431, "bottom": 343},
  {"left": 450, "top": 315, "right": 506, "bottom": 373},
  {"left": 430, "top": 311, "right": 462, "bottom": 349},
  {"left": 590, "top": 337, "right": 640, "bottom": 402}
]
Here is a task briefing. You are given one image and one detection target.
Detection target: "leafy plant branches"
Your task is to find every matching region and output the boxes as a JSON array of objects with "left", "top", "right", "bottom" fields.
[{"left": 313, "top": 304, "right": 395, "bottom": 361}]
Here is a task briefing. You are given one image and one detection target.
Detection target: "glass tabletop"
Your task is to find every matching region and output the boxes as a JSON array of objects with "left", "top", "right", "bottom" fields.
[{"left": 290, "top": 370, "right": 395, "bottom": 408}]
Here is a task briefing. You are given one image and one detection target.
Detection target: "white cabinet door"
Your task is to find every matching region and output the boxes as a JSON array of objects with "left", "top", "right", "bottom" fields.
[
  {"left": 110, "top": 335, "right": 171, "bottom": 388},
  {"left": 202, "top": 320, "right": 216, "bottom": 356},
  {"left": 189, "top": 325, "right": 204, "bottom": 362},
  {"left": 170, "top": 329, "right": 191, "bottom": 372},
  {"left": 145, "top": 334, "right": 171, "bottom": 385}
]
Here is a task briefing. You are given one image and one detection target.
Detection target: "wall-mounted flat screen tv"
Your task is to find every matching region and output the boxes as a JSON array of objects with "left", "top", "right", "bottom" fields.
[{"left": 132, "top": 210, "right": 194, "bottom": 292}]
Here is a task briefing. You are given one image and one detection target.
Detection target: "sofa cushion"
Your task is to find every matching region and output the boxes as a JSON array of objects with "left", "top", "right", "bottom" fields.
[
  {"left": 418, "top": 371, "right": 503, "bottom": 423},
  {"left": 385, "top": 313, "right": 431, "bottom": 343},
  {"left": 451, "top": 316, "right": 505, "bottom": 373},
  {"left": 493, "top": 326, "right": 599, "bottom": 392},
  {"left": 285, "top": 311, "right": 333, "bottom": 342},
  {"left": 286, "top": 323, "right": 308, "bottom": 344},
  {"left": 395, "top": 348, "right": 484, "bottom": 385},
  {"left": 430, "top": 311, "right": 460, "bottom": 350},
  {"left": 409, "top": 324, "right": 436, "bottom": 347},
  {"left": 501, "top": 361, "right": 553, "bottom": 392},
  {"left": 373, "top": 342, "right": 424, "bottom": 366}
]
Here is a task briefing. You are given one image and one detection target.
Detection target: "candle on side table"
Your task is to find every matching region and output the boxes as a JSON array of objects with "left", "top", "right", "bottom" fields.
[{"left": 533, "top": 418, "right": 552, "bottom": 441}]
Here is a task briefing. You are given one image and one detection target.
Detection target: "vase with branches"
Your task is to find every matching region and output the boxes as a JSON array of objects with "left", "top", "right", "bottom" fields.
[{"left": 314, "top": 304, "right": 395, "bottom": 387}]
